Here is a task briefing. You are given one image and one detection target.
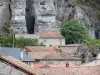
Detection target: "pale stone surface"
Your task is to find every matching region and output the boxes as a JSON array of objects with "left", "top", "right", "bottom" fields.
[
  {"left": 10, "top": 0, "right": 27, "bottom": 34},
  {"left": 0, "top": 0, "right": 97, "bottom": 38},
  {"left": 0, "top": 60, "right": 28, "bottom": 75},
  {"left": 74, "top": 6, "right": 95, "bottom": 38},
  {"left": 33, "top": 0, "right": 59, "bottom": 33},
  {"left": 39, "top": 38, "right": 65, "bottom": 46},
  {"left": 0, "top": 1, "right": 10, "bottom": 32}
]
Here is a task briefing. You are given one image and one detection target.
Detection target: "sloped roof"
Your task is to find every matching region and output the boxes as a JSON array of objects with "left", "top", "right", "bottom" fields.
[
  {"left": 0, "top": 55, "right": 35, "bottom": 75},
  {"left": 37, "top": 32, "right": 64, "bottom": 39},
  {"left": 25, "top": 46, "right": 57, "bottom": 52},
  {"left": 0, "top": 47, "right": 35, "bottom": 61},
  {"left": 43, "top": 52, "right": 81, "bottom": 60},
  {"left": 34, "top": 65, "right": 100, "bottom": 75},
  {"left": 34, "top": 64, "right": 77, "bottom": 68},
  {"left": 28, "top": 51, "right": 81, "bottom": 60},
  {"left": 28, "top": 52, "right": 51, "bottom": 59}
]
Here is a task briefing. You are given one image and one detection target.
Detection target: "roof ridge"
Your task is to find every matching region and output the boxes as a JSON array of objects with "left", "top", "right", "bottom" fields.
[{"left": 0, "top": 55, "right": 35, "bottom": 75}]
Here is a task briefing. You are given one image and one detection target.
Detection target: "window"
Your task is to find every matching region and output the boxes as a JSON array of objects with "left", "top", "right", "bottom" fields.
[{"left": 49, "top": 45, "right": 52, "bottom": 47}]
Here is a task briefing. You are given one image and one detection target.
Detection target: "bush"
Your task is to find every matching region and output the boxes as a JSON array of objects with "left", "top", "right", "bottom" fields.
[
  {"left": 85, "top": 38, "right": 100, "bottom": 54},
  {"left": 61, "top": 19, "right": 88, "bottom": 44},
  {"left": 0, "top": 35, "right": 42, "bottom": 48}
]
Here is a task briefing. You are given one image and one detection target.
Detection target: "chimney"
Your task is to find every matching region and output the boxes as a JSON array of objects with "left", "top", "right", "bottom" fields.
[
  {"left": 66, "top": 62, "right": 69, "bottom": 67},
  {"left": 21, "top": 51, "right": 24, "bottom": 59}
]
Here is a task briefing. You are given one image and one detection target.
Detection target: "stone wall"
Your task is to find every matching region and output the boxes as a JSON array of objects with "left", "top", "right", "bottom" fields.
[
  {"left": 39, "top": 60, "right": 81, "bottom": 65},
  {"left": 0, "top": 60, "right": 28, "bottom": 75},
  {"left": 39, "top": 38, "right": 65, "bottom": 46}
]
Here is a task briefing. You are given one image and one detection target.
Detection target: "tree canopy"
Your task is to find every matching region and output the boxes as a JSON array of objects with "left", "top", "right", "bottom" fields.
[
  {"left": 0, "top": 23, "right": 42, "bottom": 48},
  {"left": 61, "top": 19, "right": 88, "bottom": 44},
  {"left": 0, "top": 35, "right": 42, "bottom": 48}
]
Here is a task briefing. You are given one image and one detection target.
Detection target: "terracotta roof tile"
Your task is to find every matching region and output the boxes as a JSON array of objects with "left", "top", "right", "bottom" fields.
[
  {"left": 28, "top": 51, "right": 81, "bottom": 60},
  {"left": 34, "top": 64, "right": 77, "bottom": 68},
  {"left": 25, "top": 46, "right": 57, "bottom": 52},
  {"left": 43, "top": 52, "right": 81, "bottom": 60},
  {"left": 0, "top": 55, "right": 35, "bottom": 75},
  {"left": 37, "top": 32, "right": 64, "bottom": 39},
  {"left": 34, "top": 66, "right": 100, "bottom": 75},
  {"left": 28, "top": 52, "right": 51, "bottom": 59}
]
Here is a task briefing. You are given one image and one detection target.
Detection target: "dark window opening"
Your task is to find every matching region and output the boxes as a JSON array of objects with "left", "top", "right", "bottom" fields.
[{"left": 49, "top": 45, "right": 52, "bottom": 47}]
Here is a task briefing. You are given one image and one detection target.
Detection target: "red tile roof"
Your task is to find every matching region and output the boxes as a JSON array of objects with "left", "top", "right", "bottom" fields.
[
  {"left": 0, "top": 55, "right": 35, "bottom": 75},
  {"left": 28, "top": 52, "right": 52, "bottom": 59},
  {"left": 28, "top": 51, "right": 81, "bottom": 61},
  {"left": 43, "top": 52, "right": 81, "bottom": 60},
  {"left": 34, "top": 65, "right": 100, "bottom": 75},
  {"left": 37, "top": 32, "right": 64, "bottom": 39},
  {"left": 34, "top": 64, "right": 77, "bottom": 68},
  {"left": 25, "top": 46, "right": 57, "bottom": 52}
]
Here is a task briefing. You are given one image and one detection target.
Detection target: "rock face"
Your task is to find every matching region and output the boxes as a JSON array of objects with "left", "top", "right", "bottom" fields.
[
  {"left": 0, "top": 0, "right": 99, "bottom": 37},
  {"left": 34, "top": 0, "right": 59, "bottom": 33},
  {"left": 0, "top": 0, "right": 10, "bottom": 32},
  {"left": 10, "top": 0, "right": 27, "bottom": 34}
]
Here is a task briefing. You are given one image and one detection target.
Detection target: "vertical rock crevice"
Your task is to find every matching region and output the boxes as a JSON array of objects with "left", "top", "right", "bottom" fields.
[{"left": 26, "top": 0, "right": 35, "bottom": 34}]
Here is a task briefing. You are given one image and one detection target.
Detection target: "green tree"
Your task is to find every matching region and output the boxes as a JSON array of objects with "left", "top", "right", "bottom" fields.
[
  {"left": 0, "top": 35, "right": 42, "bottom": 48},
  {"left": 61, "top": 19, "right": 88, "bottom": 44},
  {"left": 15, "top": 37, "right": 41, "bottom": 48}
]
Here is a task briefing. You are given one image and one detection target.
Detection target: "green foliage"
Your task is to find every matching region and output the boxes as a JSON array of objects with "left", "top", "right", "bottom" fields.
[
  {"left": 0, "top": 23, "right": 42, "bottom": 48},
  {"left": 15, "top": 37, "right": 41, "bottom": 48},
  {"left": 0, "top": 34, "right": 13, "bottom": 47},
  {"left": 2, "top": 23, "right": 13, "bottom": 34},
  {"left": 75, "top": 0, "right": 100, "bottom": 19},
  {"left": 61, "top": 19, "right": 88, "bottom": 44},
  {"left": 85, "top": 38, "right": 100, "bottom": 53},
  {"left": 0, "top": 35, "right": 42, "bottom": 48}
]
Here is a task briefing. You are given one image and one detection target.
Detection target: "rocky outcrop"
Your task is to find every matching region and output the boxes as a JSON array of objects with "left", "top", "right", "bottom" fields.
[
  {"left": 32, "top": 0, "right": 96, "bottom": 38},
  {"left": 34, "top": 0, "right": 59, "bottom": 33},
  {"left": 0, "top": 0, "right": 10, "bottom": 32},
  {"left": 10, "top": 0, "right": 27, "bottom": 34},
  {"left": 0, "top": 0, "right": 99, "bottom": 37}
]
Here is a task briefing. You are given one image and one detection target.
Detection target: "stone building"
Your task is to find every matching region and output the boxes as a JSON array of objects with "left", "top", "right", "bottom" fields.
[
  {"left": 23, "top": 46, "right": 81, "bottom": 68},
  {"left": 10, "top": 0, "right": 27, "bottom": 34},
  {"left": 37, "top": 32, "right": 65, "bottom": 46},
  {"left": 0, "top": 55, "right": 34, "bottom": 75},
  {"left": 15, "top": 32, "right": 65, "bottom": 46},
  {"left": 27, "top": 52, "right": 81, "bottom": 67}
]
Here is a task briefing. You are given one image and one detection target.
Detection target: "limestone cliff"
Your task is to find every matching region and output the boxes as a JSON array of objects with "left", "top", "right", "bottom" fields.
[
  {"left": 0, "top": 0, "right": 10, "bottom": 32},
  {"left": 0, "top": 0, "right": 99, "bottom": 38},
  {"left": 10, "top": 0, "right": 27, "bottom": 34}
]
